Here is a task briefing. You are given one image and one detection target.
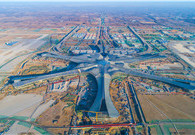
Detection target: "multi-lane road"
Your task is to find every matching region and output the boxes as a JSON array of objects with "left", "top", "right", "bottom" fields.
[{"left": 3, "top": 21, "right": 195, "bottom": 134}]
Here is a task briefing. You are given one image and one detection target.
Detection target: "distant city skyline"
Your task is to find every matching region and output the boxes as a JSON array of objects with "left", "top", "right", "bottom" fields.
[{"left": 0, "top": 0, "right": 195, "bottom": 2}]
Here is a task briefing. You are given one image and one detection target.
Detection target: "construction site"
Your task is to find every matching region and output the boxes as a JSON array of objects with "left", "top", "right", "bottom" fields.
[{"left": 0, "top": 2, "right": 195, "bottom": 134}]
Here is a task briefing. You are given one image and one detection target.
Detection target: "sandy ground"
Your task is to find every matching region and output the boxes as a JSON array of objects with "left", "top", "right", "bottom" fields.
[
  {"left": 177, "top": 53, "right": 195, "bottom": 68},
  {"left": 36, "top": 101, "right": 73, "bottom": 127},
  {"left": 5, "top": 121, "right": 42, "bottom": 135},
  {"left": 0, "top": 93, "right": 55, "bottom": 120},
  {"left": 138, "top": 94, "right": 166, "bottom": 122},
  {"left": 149, "top": 95, "right": 195, "bottom": 120},
  {"left": 0, "top": 34, "right": 47, "bottom": 84},
  {"left": 15, "top": 104, "right": 39, "bottom": 118},
  {"left": 5, "top": 121, "right": 30, "bottom": 135},
  {"left": 47, "top": 128, "right": 69, "bottom": 135},
  {"left": 0, "top": 93, "right": 5, "bottom": 100},
  {"left": 169, "top": 42, "right": 195, "bottom": 68},
  {"left": 31, "top": 100, "right": 55, "bottom": 119},
  {"left": 0, "top": 54, "right": 31, "bottom": 72},
  {"left": 0, "top": 94, "right": 55, "bottom": 134},
  {"left": 0, "top": 94, "right": 42, "bottom": 116},
  {"left": 0, "top": 76, "right": 5, "bottom": 84}
]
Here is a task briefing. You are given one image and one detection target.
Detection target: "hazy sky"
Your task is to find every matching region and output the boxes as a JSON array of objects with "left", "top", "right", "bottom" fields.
[{"left": 0, "top": 0, "right": 195, "bottom": 2}]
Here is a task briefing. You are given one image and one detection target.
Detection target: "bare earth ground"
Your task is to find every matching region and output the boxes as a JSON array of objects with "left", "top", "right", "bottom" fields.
[
  {"left": 169, "top": 126, "right": 195, "bottom": 135},
  {"left": 23, "top": 86, "right": 47, "bottom": 95},
  {"left": 150, "top": 127, "right": 157, "bottom": 134},
  {"left": 47, "top": 128, "right": 69, "bottom": 135},
  {"left": 177, "top": 129, "right": 195, "bottom": 135},
  {"left": 138, "top": 94, "right": 195, "bottom": 122},
  {"left": 36, "top": 100, "right": 74, "bottom": 127},
  {"left": 0, "top": 94, "right": 42, "bottom": 116},
  {"left": 138, "top": 94, "right": 166, "bottom": 122}
]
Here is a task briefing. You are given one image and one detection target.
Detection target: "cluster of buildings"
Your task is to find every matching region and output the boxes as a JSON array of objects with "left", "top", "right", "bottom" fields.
[
  {"left": 72, "top": 49, "right": 97, "bottom": 54},
  {"left": 109, "top": 27, "right": 142, "bottom": 49},
  {"left": 109, "top": 48, "right": 137, "bottom": 55},
  {"left": 84, "top": 33, "right": 97, "bottom": 40},
  {"left": 138, "top": 61, "right": 183, "bottom": 70},
  {"left": 72, "top": 33, "right": 86, "bottom": 39}
]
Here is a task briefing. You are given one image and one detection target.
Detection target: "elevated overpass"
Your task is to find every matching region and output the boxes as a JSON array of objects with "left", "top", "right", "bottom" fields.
[
  {"left": 127, "top": 26, "right": 152, "bottom": 54},
  {"left": 10, "top": 65, "right": 97, "bottom": 87},
  {"left": 89, "top": 65, "right": 119, "bottom": 118},
  {"left": 40, "top": 52, "right": 101, "bottom": 63}
]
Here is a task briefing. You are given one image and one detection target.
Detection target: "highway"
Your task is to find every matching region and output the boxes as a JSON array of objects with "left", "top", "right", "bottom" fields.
[
  {"left": 53, "top": 25, "right": 79, "bottom": 53},
  {"left": 124, "top": 82, "right": 135, "bottom": 123},
  {"left": 109, "top": 54, "right": 166, "bottom": 63},
  {"left": 6, "top": 23, "right": 194, "bottom": 92},
  {"left": 12, "top": 69, "right": 80, "bottom": 87},
  {"left": 3, "top": 20, "right": 195, "bottom": 134},
  {"left": 128, "top": 82, "right": 146, "bottom": 124}
]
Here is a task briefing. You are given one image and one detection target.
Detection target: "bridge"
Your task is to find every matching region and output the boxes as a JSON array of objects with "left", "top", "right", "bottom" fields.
[{"left": 5, "top": 24, "right": 195, "bottom": 123}]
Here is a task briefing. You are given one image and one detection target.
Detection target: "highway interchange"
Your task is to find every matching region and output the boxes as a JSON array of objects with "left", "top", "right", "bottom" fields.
[{"left": 4, "top": 20, "right": 195, "bottom": 134}]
